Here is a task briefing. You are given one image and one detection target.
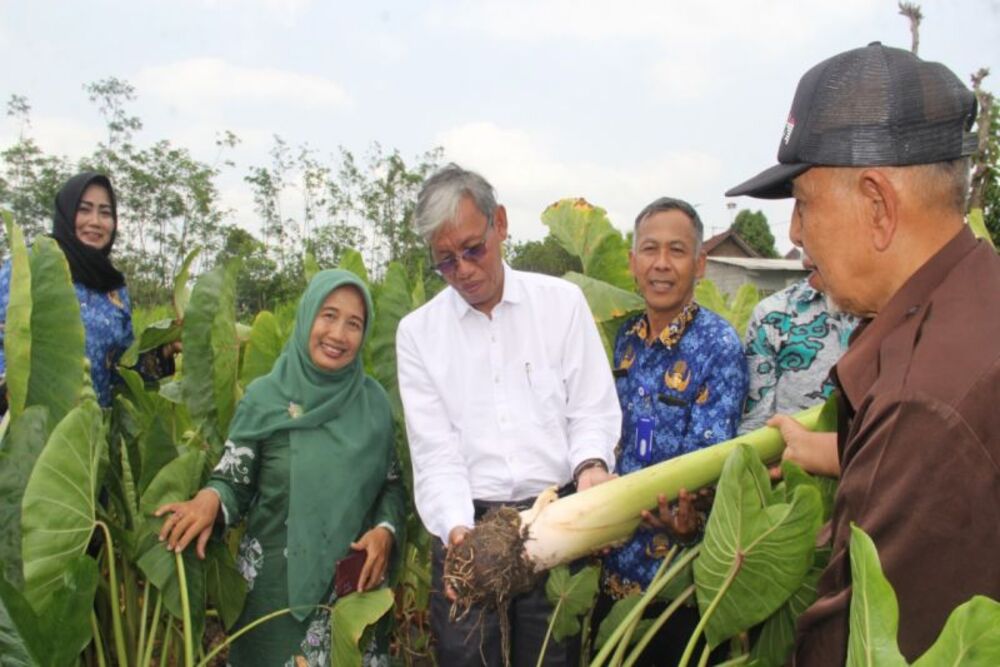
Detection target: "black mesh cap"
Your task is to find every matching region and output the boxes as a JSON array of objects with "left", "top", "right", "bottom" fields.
[{"left": 727, "top": 42, "right": 979, "bottom": 199}]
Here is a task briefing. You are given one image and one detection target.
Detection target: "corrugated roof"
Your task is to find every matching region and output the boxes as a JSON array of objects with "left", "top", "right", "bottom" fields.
[{"left": 706, "top": 256, "right": 807, "bottom": 271}]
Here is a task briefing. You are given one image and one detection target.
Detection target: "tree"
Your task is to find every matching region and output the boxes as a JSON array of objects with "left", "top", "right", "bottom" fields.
[
  {"left": 507, "top": 234, "right": 582, "bottom": 277},
  {"left": 730, "top": 209, "right": 778, "bottom": 258}
]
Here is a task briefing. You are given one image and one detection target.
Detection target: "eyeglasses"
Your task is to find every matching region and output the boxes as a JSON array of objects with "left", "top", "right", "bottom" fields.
[{"left": 432, "top": 222, "right": 492, "bottom": 276}]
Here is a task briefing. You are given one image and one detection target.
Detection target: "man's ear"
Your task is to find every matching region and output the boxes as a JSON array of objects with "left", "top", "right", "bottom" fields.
[
  {"left": 494, "top": 205, "right": 509, "bottom": 241},
  {"left": 858, "top": 168, "right": 899, "bottom": 253}
]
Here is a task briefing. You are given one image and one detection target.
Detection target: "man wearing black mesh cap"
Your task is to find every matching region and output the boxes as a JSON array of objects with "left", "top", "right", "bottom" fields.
[{"left": 727, "top": 42, "right": 1000, "bottom": 664}]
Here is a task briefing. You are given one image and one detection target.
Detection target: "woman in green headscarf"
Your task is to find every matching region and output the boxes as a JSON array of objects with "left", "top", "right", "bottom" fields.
[{"left": 156, "top": 269, "right": 405, "bottom": 666}]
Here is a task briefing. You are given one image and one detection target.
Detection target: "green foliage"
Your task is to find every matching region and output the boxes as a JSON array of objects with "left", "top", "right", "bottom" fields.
[
  {"left": 731, "top": 210, "right": 779, "bottom": 258},
  {"left": 508, "top": 234, "right": 583, "bottom": 277},
  {"left": 330, "top": 588, "right": 394, "bottom": 666},
  {"left": 542, "top": 198, "right": 633, "bottom": 290},
  {"left": 0, "top": 406, "right": 49, "bottom": 588},
  {"left": 695, "top": 279, "right": 761, "bottom": 337},
  {"left": 21, "top": 400, "right": 105, "bottom": 612},
  {"left": 0, "top": 556, "right": 98, "bottom": 667},
  {"left": 544, "top": 564, "right": 600, "bottom": 641},
  {"left": 4, "top": 223, "right": 31, "bottom": 418},
  {"left": 847, "top": 523, "right": 1000, "bottom": 667},
  {"left": 845, "top": 524, "right": 909, "bottom": 666},
  {"left": 969, "top": 208, "right": 996, "bottom": 249},
  {"left": 694, "top": 444, "right": 823, "bottom": 648},
  {"left": 181, "top": 263, "right": 240, "bottom": 444},
  {"left": 240, "top": 311, "right": 288, "bottom": 387},
  {"left": 593, "top": 595, "right": 653, "bottom": 653}
]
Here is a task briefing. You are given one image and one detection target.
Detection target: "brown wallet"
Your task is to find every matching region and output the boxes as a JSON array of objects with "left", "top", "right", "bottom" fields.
[{"left": 334, "top": 549, "right": 367, "bottom": 597}]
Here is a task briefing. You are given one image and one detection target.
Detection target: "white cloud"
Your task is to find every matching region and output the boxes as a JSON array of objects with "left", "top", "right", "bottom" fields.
[
  {"left": 435, "top": 121, "right": 722, "bottom": 240},
  {"left": 649, "top": 55, "right": 712, "bottom": 101},
  {"left": 0, "top": 116, "right": 103, "bottom": 159},
  {"left": 135, "top": 59, "right": 351, "bottom": 113},
  {"left": 428, "top": 0, "right": 876, "bottom": 47}
]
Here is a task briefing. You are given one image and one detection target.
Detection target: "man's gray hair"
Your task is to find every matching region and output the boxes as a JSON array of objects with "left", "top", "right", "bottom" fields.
[
  {"left": 633, "top": 197, "right": 705, "bottom": 253},
  {"left": 413, "top": 164, "right": 498, "bottom": 242}
]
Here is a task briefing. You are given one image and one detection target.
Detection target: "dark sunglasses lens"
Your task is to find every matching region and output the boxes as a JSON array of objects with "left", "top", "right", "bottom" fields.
[
  {"left": 435, "top": 257, "right": 458, "bottom": 275},
  {"left": 465, "top": 241, "right": 488, "bottom": 261}
]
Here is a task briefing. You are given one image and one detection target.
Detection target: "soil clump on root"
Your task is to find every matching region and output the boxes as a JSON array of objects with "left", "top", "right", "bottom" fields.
[{"left": 443, "top": 507, "right": 539, "bottom": 666}]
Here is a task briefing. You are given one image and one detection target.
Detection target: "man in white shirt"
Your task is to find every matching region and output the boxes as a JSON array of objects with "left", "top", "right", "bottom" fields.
[{"left": 396, "top": 164, "right": 621, "bottom": 666}]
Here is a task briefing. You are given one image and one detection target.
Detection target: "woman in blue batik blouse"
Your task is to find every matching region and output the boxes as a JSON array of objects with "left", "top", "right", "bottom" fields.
[{"left": 0, "top": 172, "right": 176, "bottom": 408}]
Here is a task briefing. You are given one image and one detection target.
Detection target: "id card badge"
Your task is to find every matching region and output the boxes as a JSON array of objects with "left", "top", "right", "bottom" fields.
[{"left": 635, "top": 416, "right": 655, "bottom": 463}]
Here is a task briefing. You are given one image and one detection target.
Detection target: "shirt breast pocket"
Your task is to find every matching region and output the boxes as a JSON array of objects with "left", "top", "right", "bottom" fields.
[{"left": 528, "top": 367, "right": 565, "bottom": 427}]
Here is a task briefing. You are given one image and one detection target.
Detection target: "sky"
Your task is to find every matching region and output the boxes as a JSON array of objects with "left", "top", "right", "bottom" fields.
[{"left": 2, "top": 0, "right": 998, "bottom": 253}]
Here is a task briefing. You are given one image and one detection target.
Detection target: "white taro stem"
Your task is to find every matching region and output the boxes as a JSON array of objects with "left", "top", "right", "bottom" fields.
[{"left": 519, "top": 404, "right": 824, "bottom": 571}]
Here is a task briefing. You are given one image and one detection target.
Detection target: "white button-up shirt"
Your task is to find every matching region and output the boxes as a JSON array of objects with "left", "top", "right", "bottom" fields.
[{"left": 396, "top": 264, "right": 621, "bottom": 542}]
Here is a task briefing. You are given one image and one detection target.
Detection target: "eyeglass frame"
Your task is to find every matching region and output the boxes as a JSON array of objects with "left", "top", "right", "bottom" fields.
[{"left": 430, "top": 215, "right": 495, "bottom": 276}]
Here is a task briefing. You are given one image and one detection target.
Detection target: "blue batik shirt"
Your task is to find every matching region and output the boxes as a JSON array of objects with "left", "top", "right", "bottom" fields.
[
  {"left": 602, "top": 302, "right": 748, "bottom": 595},
  {"left": 739, "top": 279, "right": 858, "bottom": 434},
  {"left": 0, "top": 260, "right": 135, "bottom": 407}
]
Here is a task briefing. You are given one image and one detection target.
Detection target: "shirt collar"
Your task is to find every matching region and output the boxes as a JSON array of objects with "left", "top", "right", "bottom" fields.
[
  {"left": 626, "top": 301, "right": 700, "bottom": 348},
  {"left": 835, "top": 226, "right": 978, "bottom": 407},
  {"left": 448, "top": 262, "right": 521, "bottom": 319}
]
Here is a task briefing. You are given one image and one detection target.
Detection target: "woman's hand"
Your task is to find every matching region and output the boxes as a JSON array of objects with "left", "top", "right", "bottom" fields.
[
  {"left": 154, "top": 489, "right": 221, "bottom": 559},
  {"left": 350, "top": 526, "right": 394, "bottom": 592}
]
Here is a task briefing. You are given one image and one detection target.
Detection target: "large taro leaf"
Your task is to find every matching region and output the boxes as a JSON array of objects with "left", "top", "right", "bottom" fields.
[
  {"left": 694, "top": 444, "right": 822, "bottom": 648},
  {"left": 750, "top": 555, "right": 825, "bottom": 666},
  {"left": 912, "top": 596, "right": 1000, "bottom": 666},
  {"left": 542, "top": 198, "right": 633, "bottom": 290},
  {"left": 845, "top": 524, "right": 907, "bottom": 667},
  {"left": 330, "top": 588, "right": 393, "bottom": 666},
  {"left": 0, "top": 569, "right": 45, "bottom": 666},
  {"left": 172, "top": 247, "right": 201, "bottom": 321},
  {"left": 304, "top": 251, "right": 321, "bottom": 282},
  {"left": 4, "top": 223, "right": 31, "bottom": 419},
  {"left": 136, "top": 532, "right": 207, "bottom": 645},
  {"left": 694, "top": 279, "right": 729, "bottom": 319},
  {"left": 138, "top": 448, "right": 205, "bottom": 517},
  {"left": 338, "top": 247, "right": 370, "bottom": 285},
  {"left": 239, "top": 310, "right": 287, "bottom": 387},
  {"left": 182, "top": 263, "right": 240, "bottom": 441},
  {"left": 544, "top": 564, "right": 600, "bottom": 641},
  {"left": 21, "top": 400, "right": 105, "bottom": 613},
  {"left": 24, "top": 237, "right": 85, "bottom": 426},
  {"left": 135, "top": 450, "right": 208, "bottom": 642},
  {"left": 204, "top": 540, "right": 247, "bottom": 630},
  {"left": 561, "top": 271, "right": 644, "bottom": 358},
  {"left": 728, "top": 283, "right": 762, "bottom": 338},
  {"left": 368, "top": 262, "right": 414, "bottom": 415},
  {"left": 847, "top": 522, "right": 1000, "bottom": 666},
  {"left": 0, "top": 406, "right": 49, "bottom": 588},
  {"left": 39, "top": 555, "right": 99, "bottom": 667}
]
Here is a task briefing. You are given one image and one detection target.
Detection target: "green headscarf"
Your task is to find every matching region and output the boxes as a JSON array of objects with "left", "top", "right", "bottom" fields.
[{"left": 227, "top": 269, "right": 394, "bottom": 619}]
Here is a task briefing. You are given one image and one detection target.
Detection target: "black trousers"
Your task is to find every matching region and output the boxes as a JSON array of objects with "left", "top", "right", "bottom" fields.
[{"left": 430, "top": 537, "right": 581, "bottom": 667}]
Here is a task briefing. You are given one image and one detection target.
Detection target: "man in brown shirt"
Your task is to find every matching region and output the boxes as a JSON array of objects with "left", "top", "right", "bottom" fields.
[{"left": 726, "top": 42, "right": 1000, "bottom": 664}]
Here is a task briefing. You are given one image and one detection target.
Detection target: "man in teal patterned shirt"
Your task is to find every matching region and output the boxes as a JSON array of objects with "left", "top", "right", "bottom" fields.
[
  {"left": 594, "top": 197, "right": 748, "bottom": 666},
  {"left": 740, "top": 259, "right": 857, "bottom": 434}
]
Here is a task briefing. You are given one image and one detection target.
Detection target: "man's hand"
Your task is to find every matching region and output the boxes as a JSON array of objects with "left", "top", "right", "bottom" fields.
[
  {"left": 351, "top": 526, "right": 394, "bottom": 591},
  {"left": 154, "top": 488, "right": 221, "bottom": 559},
  {"left": 768, "top": 415, "right": 840, "bottom": 479},
  {"left": 640, "top": 488, "right": 712, "bottom": 542},
  {"left": 443, "top": 526, "right": 472, "bottom": 602},
  {"left": 576, "top": 466, "right": 617, "bottom": 491}
]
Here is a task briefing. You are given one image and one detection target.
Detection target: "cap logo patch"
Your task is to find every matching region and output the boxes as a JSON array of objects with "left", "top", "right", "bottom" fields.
[{"left": 782, "top": 115, "right": 796, "bottom": 145}]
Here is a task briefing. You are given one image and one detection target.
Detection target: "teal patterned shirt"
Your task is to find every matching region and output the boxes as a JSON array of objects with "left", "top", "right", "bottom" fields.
[{"left": 739, "top": 279, "right": 857, "bottom": 434}]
